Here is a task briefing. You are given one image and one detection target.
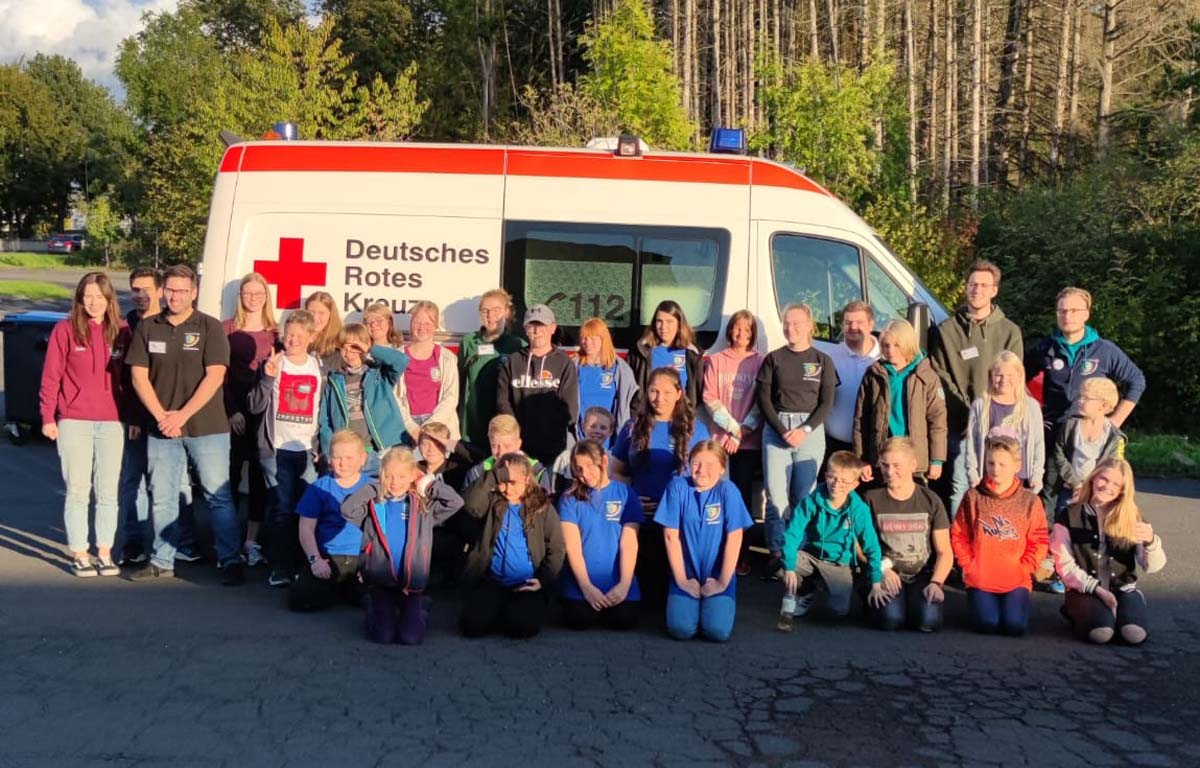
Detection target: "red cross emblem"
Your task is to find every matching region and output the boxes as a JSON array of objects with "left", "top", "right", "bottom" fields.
[{"left": 254, "top": 237, "right": 327, "bottom": 309}]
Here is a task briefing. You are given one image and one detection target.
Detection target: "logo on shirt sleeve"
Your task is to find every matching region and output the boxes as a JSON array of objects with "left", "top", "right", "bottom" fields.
[
  {"left": 705, "top": 503, "right": 722, "bottom": 524},
  {"left": 1080, "top": 359, "right": 1100, "bottom": 375},
  {"left": 183, "top": 333, "right": 201, "bottom": 350},
  {"left": 605, "top": 501, "right": 622, "bottom": 521}
]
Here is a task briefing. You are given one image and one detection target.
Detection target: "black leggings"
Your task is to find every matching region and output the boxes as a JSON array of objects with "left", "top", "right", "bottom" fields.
[
  {"left": 460, "top": 579, "right": 548, "bottom": 638},
  {"left": 561, "top": 599, "right": 640, "bottom": 631},
  {"left": 1063, "top": 588, "right": 1149, "bottom": 644}
]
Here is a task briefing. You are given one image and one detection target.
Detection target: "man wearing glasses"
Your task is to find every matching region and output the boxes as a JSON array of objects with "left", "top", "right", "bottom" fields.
[
  {"left": 928, "top": 261, "right": 1024, "bottom": 517},
  {"left": 125, "top": 264, "right": 242, "bottom": 584},
  {"left": 1025, "top": 286, "right": 1144, "bottom": 503},
  {"left": 458, "top": 289, "right": 526, "bottom": 448}
]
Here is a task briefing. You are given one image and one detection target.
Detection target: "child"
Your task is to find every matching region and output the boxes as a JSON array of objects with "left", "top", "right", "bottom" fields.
[
  {"left": 459, "top": 453, "right": 564, "bottom": 638},
  {"left": 461, "top": 414, "right": 553, "bottom": 492},
  {"left": 317, "top": 323, "right": 410, "bottom": 477},
  {"left": 247, "top": 309, "right": 321, "bottom": 586},
  {"left": 341, "top": 447, "right": 464, "bottom": 644},
  {"left": 417, "top": 421, "right": 480, "bottom": 491},
  {"left": 1053, "top": 376, "right": 1127, "bottom": 511},
  {"left": 288, "top": 430, "right": 372, "bottom": 612},
  {"left": 552, "top": 406, "right": 615, "bottom": 498},
  {"left": 558, "top": 439, "right": 644, "bottom": 631},
  {"left": 951, "top": 435, "right": 1049, "bottom": 636},
  {"left": 964, "top": 351, "right": 1045, "bottom": 494},
  {"left": 1052, "top": 458, "right": 1166, "bottom": 645},
  {"left": 656, "top": 441, "right": 753, "bottom": 642},
  {"left": 780, "top": 451, "right": 885, "bottom": 622}
]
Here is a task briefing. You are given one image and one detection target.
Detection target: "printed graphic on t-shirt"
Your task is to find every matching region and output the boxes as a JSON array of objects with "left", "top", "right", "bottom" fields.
[
  {"left": 705, "top": 503, "right": 721, "bottom": 525},
  {"left": 183, "top": 333, "right": 200, "bottom": 351},
  {"left": 605, "top": 501, "right": 622, "bottom": 521},
  {"left": 278, "top": 371, "right": 319, "bottom": 423},
  {"left": 981, "top": 514, "right": 1019, "bottom": 541},
  {"left": 877, "top": 512, "right": 931, "bottom": 573},
  {"left": 802, "top": 363, "right": 823, "bottom": 381}
]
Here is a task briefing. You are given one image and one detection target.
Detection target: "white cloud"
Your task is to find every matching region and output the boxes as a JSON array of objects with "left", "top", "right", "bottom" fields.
[{"left": 0, "top": 0, "right": 178, "bottom": 93}]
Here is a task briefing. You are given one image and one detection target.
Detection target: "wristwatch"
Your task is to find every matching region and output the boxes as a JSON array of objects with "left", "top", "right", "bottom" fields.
[{"left": 307, "top": 554, "right": 319, "bottom": 565}]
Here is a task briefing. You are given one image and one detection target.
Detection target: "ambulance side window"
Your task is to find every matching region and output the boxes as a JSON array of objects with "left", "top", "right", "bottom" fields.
[{"left": 769, "top": 233, "right": 863, "bottom": 340}]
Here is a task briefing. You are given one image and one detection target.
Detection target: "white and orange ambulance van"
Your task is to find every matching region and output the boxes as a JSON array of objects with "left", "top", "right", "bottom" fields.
[{"left": 198, "top": 136, "right": 948, "bottom": 352}]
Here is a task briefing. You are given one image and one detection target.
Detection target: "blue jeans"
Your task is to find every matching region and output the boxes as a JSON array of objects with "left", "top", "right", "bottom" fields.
[
  {"left": 762, "top": 414, "right": 825, "bottom": 554},
  {"left": 119, "top": 433, "right": 196, "bottom": 553},
  {"left": 947, "top": 431, "right": 969, "bottom": 520},
  {"left": 147, "top": 433, "right": 238, "bottom": 569},
  {"left": 56, "top": 419, "right": 124, "bottom": 553},
  {"left": 261, "top": 449, "right": 317, "bottom": 570},
  {"left": 968, "top": 587, "right": 1030, "bottom": 636},
  {"left": 666, "top": 592, "right": 736, "bottom": 642}
]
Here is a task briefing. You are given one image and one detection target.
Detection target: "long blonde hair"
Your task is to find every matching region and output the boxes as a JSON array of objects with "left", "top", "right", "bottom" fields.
[
  {"left": 363, "top": 302, "right": 403, "bottom": 347},
  {"left": 980, "top": 351, "right": 1028, "bottom": 431},
  {"left": 232, "top": 272, "right": 277, "bottom": 331},
  {"left": 1075, "top": 458, "right": 1142, "bottom": 548},
  {"left": 305, "top": 291, "right": 342, "bottom": 357}
]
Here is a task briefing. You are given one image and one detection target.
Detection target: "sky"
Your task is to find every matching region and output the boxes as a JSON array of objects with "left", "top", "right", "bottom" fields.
[{"left": 1, "top": 0, "right": 179, "bottom": 94}]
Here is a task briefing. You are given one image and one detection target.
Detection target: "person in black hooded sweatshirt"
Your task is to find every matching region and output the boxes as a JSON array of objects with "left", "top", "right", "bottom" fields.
[{"left": 496, "top": 304, "right": 578, "bottom": 467}]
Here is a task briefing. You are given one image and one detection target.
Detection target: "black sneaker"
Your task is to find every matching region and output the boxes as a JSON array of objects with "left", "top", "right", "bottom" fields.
[
  {"left": 221, "top": 562, "right": 246, "bottom": 586},
  {"left": 760, "top": 557, "right": 784, "bottom": 582},
  {"left": 267, "top": 569, "right": 293, "bottom": 587},
  {"left": 127, "top": 564, "right": 174, "bottom": 581},
  {"left": 174, "top": 548, "right": 204, "bottom": 564},
  {"left": 120, "top": 545, "right": 148, "bottom": 566}
]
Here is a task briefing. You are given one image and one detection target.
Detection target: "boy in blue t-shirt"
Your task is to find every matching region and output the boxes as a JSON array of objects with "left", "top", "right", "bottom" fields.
[{"left": 289, "top": 430, "right": 371, "bottom": 612}]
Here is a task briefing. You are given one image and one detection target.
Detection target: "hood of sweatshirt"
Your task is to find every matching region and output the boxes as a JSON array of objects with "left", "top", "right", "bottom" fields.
[{"left": 1051, "top": 325, "right": 1100, "bottom": 366}]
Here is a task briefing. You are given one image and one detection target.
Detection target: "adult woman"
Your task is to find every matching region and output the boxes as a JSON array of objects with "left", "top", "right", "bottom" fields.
[
  {"left": 854, "top": 319, "right": 947, "bottom": 483},
  {"left": 628, "top": 300, "right": 703, "bottom": 406},
  {"left": 575, "top": 317, "right": 638, "bottom": 448},
  {"left": 1051, "top": 458, "right": 1166, "bottom": 645},
  {"left": 757, "top": 303, "right": 837, "bottom": 573},
  {"left": 223, "top": 272, "right": 278, "bottom": 567},
  {"left": 657, "top": 441, "right": 753, "bottom": 642},
  {"left": 611, "top": 367, "right": 709, "bottom": 606},
  {"left": 964, "top": 351, "right": 1045, "bottom": 493},
  {"left": 702, "top": 310, "right": 764, "bottom": 574},
  {"left": 38, "top": 272, "right": 128, "bottom": 576},
  {"left": 362, "top": 301, "right": 403, "bottom": 348},
  {"left": 396, "top": 301, "right": 460, "bottom": 443},
  {"left": 304, "top": 291, "right": 343, "bottom": 369},
  {"left": 458, "top": 288, "right": 526, "bottom": 446},
  {"left": 558, "top": 440, "right": 644, "bottom": 630}
]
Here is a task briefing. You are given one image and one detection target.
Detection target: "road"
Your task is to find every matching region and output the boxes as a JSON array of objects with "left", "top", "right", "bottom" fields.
[{"left": 0, "top": 423, "right": 1198, "bottom": 766}]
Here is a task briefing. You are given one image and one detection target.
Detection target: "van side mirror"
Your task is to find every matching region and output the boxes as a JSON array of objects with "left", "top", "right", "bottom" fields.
[{"left": 907, "top": 302, "right": 931, "bottom": 352}]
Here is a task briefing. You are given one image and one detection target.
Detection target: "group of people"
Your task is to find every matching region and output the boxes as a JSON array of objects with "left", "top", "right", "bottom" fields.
[{"left": 36, "top": 259, "right": 1166, "bottom": 647}]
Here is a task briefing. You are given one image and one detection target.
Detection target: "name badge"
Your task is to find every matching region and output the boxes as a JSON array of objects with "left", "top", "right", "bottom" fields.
[
  {"left": 148, "top": 341, "right": 167, "bottom": 354},
  {"left": 477, "top": 344, "right": 495, "bottom": 355},
  {"left": 959, "top": 346, "right": 979, "bottom": 361}
]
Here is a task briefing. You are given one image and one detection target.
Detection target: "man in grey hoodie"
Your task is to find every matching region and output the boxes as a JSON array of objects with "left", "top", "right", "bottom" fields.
[{"left": 928, "top": 261, "right": 1023, "bottom": 517}]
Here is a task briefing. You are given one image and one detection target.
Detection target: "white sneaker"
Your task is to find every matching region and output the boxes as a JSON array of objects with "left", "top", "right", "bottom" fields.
[
  {"left": 792, "top": 592, "right": 816, "bottom": 617},
  {"left": 244, "top": 542, "right": 267, "bottom": 567}
]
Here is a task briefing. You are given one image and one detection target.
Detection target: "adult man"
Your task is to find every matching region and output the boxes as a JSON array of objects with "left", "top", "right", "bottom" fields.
[
  {"left": 1025, "top": 286, "right": 1144, "bottom": 502},
  {"left": 928, "top": 261, "right": 1023, "bottom": 516},
  {"left": 823, "top": 301, "right": 880, "bottom": 459},
  {"left": 496, "top": 304, "right": 578, "bottom": 467},
  {"left": 125, "top": 265, "right": 242, "bottom": 584}
]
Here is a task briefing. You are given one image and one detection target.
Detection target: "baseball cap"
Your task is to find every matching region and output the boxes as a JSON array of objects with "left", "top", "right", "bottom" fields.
[{"left": 524, "top": 304, "right": 556, "bottom": 325}]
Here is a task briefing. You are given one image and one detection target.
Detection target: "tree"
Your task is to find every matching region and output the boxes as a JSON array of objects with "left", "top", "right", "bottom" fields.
[{"left": 83, "top": 191, "right": 122, "bottom": 268}]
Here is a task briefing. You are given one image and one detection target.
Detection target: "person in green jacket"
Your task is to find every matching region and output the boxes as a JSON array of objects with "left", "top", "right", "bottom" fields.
[
  {"left": 458, "top": 289, "right": 526, "bottom": 448},
  {"left": 781, "top": 451, "right": 886, "bottom": 619}
]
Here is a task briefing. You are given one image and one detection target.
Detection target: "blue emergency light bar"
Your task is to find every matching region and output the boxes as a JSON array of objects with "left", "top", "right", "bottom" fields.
[{"left": 709, "top": 127, "right": 746, "bottom": 155}]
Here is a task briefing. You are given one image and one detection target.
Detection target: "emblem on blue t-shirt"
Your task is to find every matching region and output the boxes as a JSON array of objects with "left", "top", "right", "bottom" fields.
[
  {"left": 183, "top": 333, "right": 200, "bottom": 350},
  {"left": 605, "top": 500, "right": 622, "bottom": 521},
  {"left": 1080, "top": 359, "right": 1099, "bottom": 375},
  {"left": 600, "top": 372, "right": 614, "bottom": 388},
  {"left": 673, "top": 353, "right": 685, "bottom": 368},
  {"left": 705, "top": 503, "right": 721, "bottom": 524}
]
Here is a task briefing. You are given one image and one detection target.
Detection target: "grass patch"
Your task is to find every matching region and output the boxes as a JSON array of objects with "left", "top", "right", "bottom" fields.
[
  {"left": 1126, "top": 433, "right": 1200, "bottom": 479},
  {"left": 0, "top": 280, "right": 72, "bottom": 300},
  {"left": 0, "top": 252, "right": 68, "bottom": 268}
]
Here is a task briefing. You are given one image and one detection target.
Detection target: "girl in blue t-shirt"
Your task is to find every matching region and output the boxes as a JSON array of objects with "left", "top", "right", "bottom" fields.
[
  {"left": 558, "top": 439, "right": 645, "bottom": 630},
  {"left": 628, "top": 300, "right": 704, "bottom": 406},
  {"left": 575, "top": 317, "right": 638, "bottom": 449},
  {"left": 611, "top": 367, "right": 709, "bottom": 608},
  {"left": 459, "top": 453, "right": 565, "bottom": 639},
  {"left": 656, "top": 441, "right": 754, "bottom": 642}
]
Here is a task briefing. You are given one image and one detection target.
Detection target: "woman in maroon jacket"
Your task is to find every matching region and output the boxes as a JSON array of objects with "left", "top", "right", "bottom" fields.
[{"left": 39, "top": 272, "right": 129, "bottom": 577}]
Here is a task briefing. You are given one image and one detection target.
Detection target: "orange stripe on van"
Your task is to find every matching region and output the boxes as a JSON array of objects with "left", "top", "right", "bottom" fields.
[{"left": 222, "top": 143, "right": 831, "bottom": 196}]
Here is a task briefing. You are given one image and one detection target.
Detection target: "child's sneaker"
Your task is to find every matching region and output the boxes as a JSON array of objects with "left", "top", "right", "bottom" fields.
[
  {"left": 71, "top": 556, "right": 97, "bottom": 578},
  {"left": 244, "top": 542, "right": 267, "bottom": 567},
  {"left": 792, "top": 592, "right": 816, "bottom": 618},
  {"left": 1047, "top": 579, "right": 1066, "bottom": 595},
  {"left": 268, "top": 569, "right": 293, "bottom": 587}
]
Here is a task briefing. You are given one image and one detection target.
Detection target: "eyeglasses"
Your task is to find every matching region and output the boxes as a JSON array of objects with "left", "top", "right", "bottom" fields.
[
  {"left": 966, "top": 281, "right": 995, "bottom": 290},
  {"left": 164, "top": 287, "right": 192, "bottom": 297},
  {"left": 479, "top": 307, "right": 506, "bottom": 317},
  {"left": 1057, "top": 307, "right": 1088, "bottom": 315},
  {"left": 240, "top": 290, "right": 267, "bottom": 299},
  {"left": 365, "top": 318, "right": 388, "bottom": 327}
]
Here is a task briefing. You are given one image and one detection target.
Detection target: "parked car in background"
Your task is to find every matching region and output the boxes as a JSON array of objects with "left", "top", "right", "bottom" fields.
[{"left": 46, "top": 233, "right": 86, "bottom": 253}]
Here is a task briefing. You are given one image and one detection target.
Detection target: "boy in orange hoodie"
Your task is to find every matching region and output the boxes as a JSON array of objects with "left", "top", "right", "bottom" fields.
[{"left": 951, "top": 435, "right": 1048, "bottom": 636}]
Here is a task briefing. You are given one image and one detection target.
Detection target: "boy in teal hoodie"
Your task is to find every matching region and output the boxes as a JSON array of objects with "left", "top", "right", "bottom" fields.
[{"left": 782, "top": 451, "right": 886, "bottom": 618}]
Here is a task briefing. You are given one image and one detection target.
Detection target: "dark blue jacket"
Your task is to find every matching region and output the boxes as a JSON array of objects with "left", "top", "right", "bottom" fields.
[
  {"left": 1025, "top": 329, "right": 1145, "bottom": 428},
  {"left": 318, "top": 344, "right": 409, "bottom": 455},
  {"left": 342, "top": 476, "right": 463, "bottom": 593}
]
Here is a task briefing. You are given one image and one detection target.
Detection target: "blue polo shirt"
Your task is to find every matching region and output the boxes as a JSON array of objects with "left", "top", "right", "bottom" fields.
[
  {"left": 558, "top": 481, "right": 645, "bottom": 601},
  {"left": 612, "top": 419, "right": 710, "bottom": 501},
  {"left": 294, "top": 474, "right": 370, "bottom": 556},
  {"left": 651, "top": 345, "right": 689, "bottom": 388},
  {"left": 490, "top": 503, "right": 536, "bottom": 587},
  {"left": 654, "top": 476, "right": 753, "bottom": 598}
]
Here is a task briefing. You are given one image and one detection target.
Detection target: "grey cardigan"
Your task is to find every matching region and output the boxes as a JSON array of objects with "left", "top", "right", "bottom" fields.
[{"left": 964, "top": 395, "right": 1046, "bottom": 491}]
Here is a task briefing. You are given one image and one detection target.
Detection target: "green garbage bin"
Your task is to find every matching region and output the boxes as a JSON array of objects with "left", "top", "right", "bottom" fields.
[{"left": 1, "top": 311, "right": 66, "bottom": 444}]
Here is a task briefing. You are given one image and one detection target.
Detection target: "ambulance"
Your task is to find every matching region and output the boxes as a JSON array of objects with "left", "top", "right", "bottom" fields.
[{"left": 198, "top": 133, "right": 949, "bottom": 352}]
